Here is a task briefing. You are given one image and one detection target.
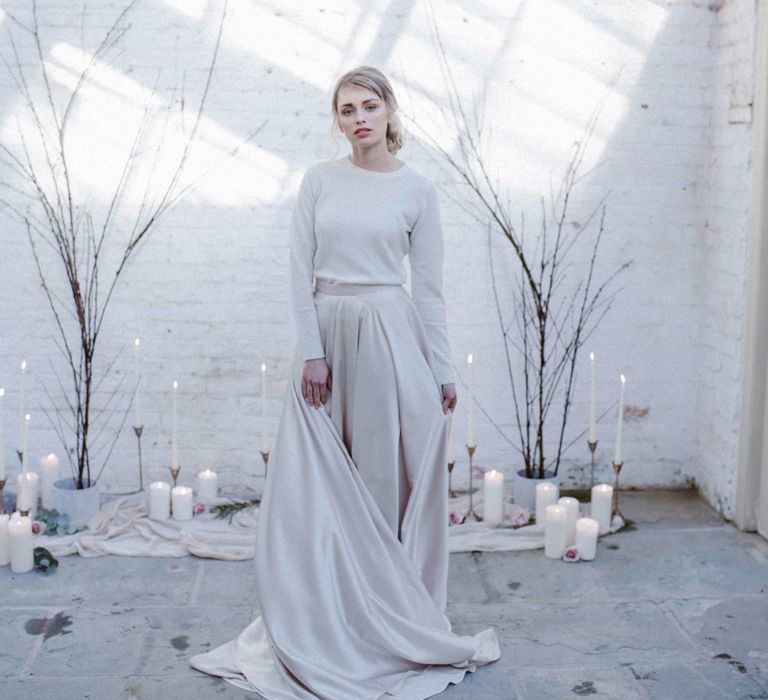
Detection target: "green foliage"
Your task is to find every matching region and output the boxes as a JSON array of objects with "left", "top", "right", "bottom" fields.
[
  {"left": 33, "top": 546, "right": 58, "bottom": 574},
  {"left": 211, "top": 498, "right": 261, "bottom": 523}
]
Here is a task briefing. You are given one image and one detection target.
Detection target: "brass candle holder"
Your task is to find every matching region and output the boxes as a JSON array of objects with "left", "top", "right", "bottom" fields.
[
  {"left": 134, "top": 425, "right": 145, "bottom": 491},
  {"left": 260, "top": 450, "right": 270, "bottom": 479},
  {"left": 447, "top": 460, "right": 456, "bottom": 499},
  {"left": 170, "top": 466, "right": 180, "bottom": 489},
  {"left": 460, "top": 444, "right": 483, "bottom": 523},
  {"left": 611, "top": 461, "right": 624, "bottom": 519},
  {"left": 588, "top": 440, "right": 598, "bottom": 488},
  {"left": 0, "top": 478, "right": 5, "bottom": 514},
  {"left": 19, "top": 508, "right": 30, "bottom": 518},
  {"left": 16, "top": 449, "right": 23, "bottom": 466}
]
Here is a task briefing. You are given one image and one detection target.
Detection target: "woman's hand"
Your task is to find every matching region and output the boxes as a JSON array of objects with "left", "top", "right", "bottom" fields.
[
  {"left": 302, "top": 358, "right": 331, "bottom": 408},
  {"left": 441, "top": 383, "right": 457, "bottom": 414}
]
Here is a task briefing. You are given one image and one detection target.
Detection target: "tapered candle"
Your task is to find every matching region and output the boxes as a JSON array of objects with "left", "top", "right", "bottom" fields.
[
  {"left": 467, "top": 353, "right": 476, "bottom": 447},
  {"left": 133, "top": 338, "right": 142, "bottom": 428},
  {"left": 21, "top": 414, "right": 30, "bottom": 474},
  {"left": 261, "top": 363, "right": 269, "bottom": 452},
  {"left": 614, "top": 374, "right": 626, "bottom": 464},
  {"left": 0, "top": 387, "right": 5, "bottom": 481},
  {"left": 446, "top": 412, "right": 454, "bottom": 464},
  {"left": 544, "top": 504, "right": 567, "bottom": 559},
  {"left": 18, "top": 360, "right": 26, "bottom": 450},
  {"left": 589, "top": 352, "right": 596, "bottom": 442},
  {"left": 483, "top": 470, "right": 504, "bottom": 524},
  {"left": 590, "top": 483, "right": 613, "bottom": 534},
  {"left": 575, "top": 517, "right": 599, "bottom": 560},
  {"left": 171, "top": 381, "right": 178, "bottom": 470},
  {"left": 9, "top": 512, "right": 33, "bottom": 573}
]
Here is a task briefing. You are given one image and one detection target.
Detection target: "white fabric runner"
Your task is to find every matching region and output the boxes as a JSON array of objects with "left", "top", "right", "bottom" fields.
[{"left": 36, "top": 490, "right": 623, "bottom": 560}]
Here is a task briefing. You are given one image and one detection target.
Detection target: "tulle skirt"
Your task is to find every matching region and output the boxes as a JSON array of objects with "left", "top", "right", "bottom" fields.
[{"left": 189, "top": 280, "right": 500, "bottom": 699}]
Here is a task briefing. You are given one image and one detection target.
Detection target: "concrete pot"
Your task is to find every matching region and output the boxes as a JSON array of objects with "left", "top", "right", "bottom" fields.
[{"left": 51, "top": 477, "right": 101, "bottom": 530}]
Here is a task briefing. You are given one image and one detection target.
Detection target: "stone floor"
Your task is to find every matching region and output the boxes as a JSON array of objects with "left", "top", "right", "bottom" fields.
[{"left": 1, "top": 488, "right": 767, "bottom": 699}]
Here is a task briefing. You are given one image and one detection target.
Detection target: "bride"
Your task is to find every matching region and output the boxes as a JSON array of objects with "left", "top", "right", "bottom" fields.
[{"left": 189, "top": 64, "right": 501, "bottom": 699}]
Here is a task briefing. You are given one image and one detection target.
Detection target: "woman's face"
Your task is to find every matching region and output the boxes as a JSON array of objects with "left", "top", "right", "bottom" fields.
[{"left": 336, "top": 84, "right": 389, "bottom": 148}]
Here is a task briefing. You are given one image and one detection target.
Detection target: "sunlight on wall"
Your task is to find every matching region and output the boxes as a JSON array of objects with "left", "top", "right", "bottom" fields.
[
  {"left": 160, "top": 0, "right": 208, "bottom": 21},
  {"left": 3, "top": 41, "right": 285, "bottom": 211}
]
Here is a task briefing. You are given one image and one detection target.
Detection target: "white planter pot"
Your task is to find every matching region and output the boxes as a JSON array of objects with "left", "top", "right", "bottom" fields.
[
  {"left": 513, "top": 468, "right": 559, "bottom": 511},
  {"left": 51, "top": 477, "right": 101, "bottom": 530}
]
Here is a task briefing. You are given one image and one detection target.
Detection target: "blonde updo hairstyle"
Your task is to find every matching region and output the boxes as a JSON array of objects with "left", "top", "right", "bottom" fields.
[{"left": 330, "top": 66, "right": 405, "bottom": 155}]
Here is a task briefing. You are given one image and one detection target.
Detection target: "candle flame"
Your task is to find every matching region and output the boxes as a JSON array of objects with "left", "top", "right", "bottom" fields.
[
  {"left": 467, "top": 353, "right": 473, "bottom": 364},
  {"left": 24, "top": 413, "right": 30, "bottom": 422},
  {"left": 261, "top": 363, "right": 266, "bottom": 372},
  {"left": 0, "top": 387, "right": 4, "bottom": 397},
  {"left": 134, "top": 337, "right": 140, "bottom": 347},
  {"left": 589, "top": 351, "right": 595, "bottom": 361},
  {"left": 620, "top": 374, "right": 626, "bottom": 384},
  {"left": 173, "top": 380, "right": 178, "bottom": 389},
  {"left": 47, "top": 452, "right": 56, "bottom": 459},
  {"left": 21, "top": 360, "right": 27, "bottom": 370}
]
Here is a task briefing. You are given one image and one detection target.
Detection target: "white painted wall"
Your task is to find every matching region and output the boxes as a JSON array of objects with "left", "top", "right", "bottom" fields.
[{"left": 0, "top": 0, "right": 756, "bottom": 517}]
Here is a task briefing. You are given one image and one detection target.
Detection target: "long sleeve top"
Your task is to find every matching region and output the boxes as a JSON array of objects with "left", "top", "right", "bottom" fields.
[{"left": 289, "top": 155, "right": 456, "bottom": 386}]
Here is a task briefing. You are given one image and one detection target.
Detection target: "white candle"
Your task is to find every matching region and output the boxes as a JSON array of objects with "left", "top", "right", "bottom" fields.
[
  {"left": 589, "top": 352, "right": 596, "bottom": 443},
  {"left": 133, "top": 338, "right": 142, "bottom": 428},
  {"left": 172, "top": 380, "right": 179, "bottom": 470},
  {"left": 0, "top": 387, "right": 5, "bottom": 481},
  {"left": 39, "top": 453, "right": 60, "bottom": 509},
  {"left": 575, "top": 517, "right": 599, "bottom": 560},
  {"left": 148, "top": 481, "right": 171, "bottom": 520},
  {"left": 535, "top": 482, "right": 558, "bottom": 518},
  {"left": 614, "top": 374, "right": 626, "bottom": 464},
  {"left": 9, "top": 512, "right": 33, "bottom": 573},
  {"left": 16, "top": 471, "right": 39, "bottom": 518},
  {"left": 446, "top": 412, "right": 454, "bottom": 464},
  {"left": 590, "top": 483, "right": 613, "bottom": 534},
  {"left": 558, "top": 496, "right": 580, "bottom": 546},
  {"left": 261, "top": 363, "right": 269, "bottom": 453},
  {"left": 171, "top": 485, "right": 193, "bottom": 521},
  {"left": 195, "top": 468, "right": 218, "bottom": 503},
  {"left": 483, "top": 469, "right": 504, "bottom": 524},
  {"left": 467, "top": 353, "right": 476, "bottom": 447},
  {"left": 0, "top": 514, "right": 10, "bottom": 566},
  {"left": 18, "top": 360, "right": 27, "bottom": 450},
  {"left": 544, "top": 504, "right": 567, "bottom": 559},
  {"left": 21, "top": 413, "right": 30, "bottom": 473}
]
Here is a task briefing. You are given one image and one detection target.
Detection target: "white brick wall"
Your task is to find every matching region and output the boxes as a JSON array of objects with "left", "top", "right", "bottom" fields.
[{"left": 0, "top": 0, "right": 757, "bottom": 513}]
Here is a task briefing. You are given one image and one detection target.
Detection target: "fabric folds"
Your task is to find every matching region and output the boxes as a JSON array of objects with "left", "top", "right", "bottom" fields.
[{"left": 189, "top": 282, "right": 500, "bottom": 699}]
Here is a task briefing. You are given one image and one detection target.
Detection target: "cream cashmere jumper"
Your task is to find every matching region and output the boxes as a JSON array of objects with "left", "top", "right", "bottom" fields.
[{"left": 289, "top": 155, "right": 456, "bottom": 386}]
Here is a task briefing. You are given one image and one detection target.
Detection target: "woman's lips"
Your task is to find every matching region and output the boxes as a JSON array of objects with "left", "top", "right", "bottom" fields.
[{"left": 355, "top": 129, "right": 371, "bottom": 136}]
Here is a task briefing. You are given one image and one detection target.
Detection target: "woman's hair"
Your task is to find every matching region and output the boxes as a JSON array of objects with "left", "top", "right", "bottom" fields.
[{"left": 329, "top": 66, "right": 405, "bottom": 155}]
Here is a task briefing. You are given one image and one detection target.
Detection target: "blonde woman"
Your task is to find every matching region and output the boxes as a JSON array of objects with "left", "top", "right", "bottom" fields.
[{"left": 190, "top": 65, "right": 500, "bottom": 698}]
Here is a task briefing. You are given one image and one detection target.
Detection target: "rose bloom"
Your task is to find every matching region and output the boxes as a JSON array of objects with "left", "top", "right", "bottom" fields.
[
  {"left": 449, "top": 512, "right": 460, "bottom": 525},
  {"left": 31, "top": 521, "right": 47, "bottom": 535},
  {"left": 563, "top": 545, "right": 580, "bottom": 562},
  {"left": 193, "top": 502, "right": 207, "bottom": 515}
]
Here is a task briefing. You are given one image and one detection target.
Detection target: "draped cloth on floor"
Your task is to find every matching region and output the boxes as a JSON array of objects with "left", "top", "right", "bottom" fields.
[{"left": 189, "top": 280, "right": 501, "bottom": 699}]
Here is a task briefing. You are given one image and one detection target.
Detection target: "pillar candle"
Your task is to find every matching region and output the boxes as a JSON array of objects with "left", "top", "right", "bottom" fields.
[
  {"left": 39, "top": 453, "right": 59, "bottom": 509},
  {"left": 558, "top": 496, "right": 580, "bottom": 547},
  {"left": 195, "top": 468, "right": 218, "bottom": 502},
  {"left": 16, "top": 471, "right": 39, "bottom": 519},
  {"left": 0, "top": 387, "right": 5, "bottom": 481},
  {"left": 466, "top": 353, "right": 476, "bottom": 447},
  {"left": 261, "top": 363, "right": 269, "bottom": 452},
  {"left": 575, "top": 517, "right": 599, "bottom": 560},
  {"left": 133, "top": 338, "right": 142, "bottom": 428},
  {"left": 483, "top": 469, "right": 504, "bottom": 524},
  {"left": 171, "top": 381, "right": 179, "bottom": 470},
  {"left": 171, "top": 485, "right": 193, "bottom": 521},
  {"left": 590, "top": 483, "right": 613, "bottom": 534},
  {"left": 9, "top": 512, "right": 34, "bottom": 573},
  {"left": 148, "top": 481, "right": 171, "bottom": 520},
  {"left": 544, "top": 504, "right": 567, "bottom": 559},
  {"left": 589, "top": 352, "right": 596, "bottom": 443},
  {"left": 0, "top": 514, "right": 10, "bottom": 566},
  {"left": 535, "top": 482, "right": 558, "bottom": 518},
  {"left": 614, "top": 374, "right": 626, "bottom": 464}
]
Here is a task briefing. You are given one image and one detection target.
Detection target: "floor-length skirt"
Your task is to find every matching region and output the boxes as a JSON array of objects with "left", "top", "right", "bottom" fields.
[{"left": 189, "top": 280, "right": 501, "bottom": 699}]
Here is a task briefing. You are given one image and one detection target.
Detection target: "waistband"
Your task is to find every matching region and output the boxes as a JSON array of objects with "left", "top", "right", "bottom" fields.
[{"left": 315, "top": 279, "right": 403, "bottom": 296}]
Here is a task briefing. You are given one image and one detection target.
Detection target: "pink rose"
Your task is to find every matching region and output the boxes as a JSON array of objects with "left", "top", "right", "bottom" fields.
[
  {"left": 449, "top": 512, "right": 460, "bottom": 525},
  {"left": 512, "top": 509, "right": 531, "bottom": 527},
  {"left": 193, "top": 502, "right": 207, "bottom": 515},
  {"left": 31, "top": 520, "right": 47, "bottom": 535},
  {"left": 563, "top": 545, "right": 580, "bottom": 562}
]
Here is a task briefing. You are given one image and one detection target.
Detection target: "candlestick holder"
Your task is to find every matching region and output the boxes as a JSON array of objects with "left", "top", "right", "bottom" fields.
[
  {"left": 0, "top": 478, "right": 5, "bottom": 514},
  {"left": 588, "top": 440, "right": 598, "bottom": 488},
  {"left": 134, "top": 425, "right": 145, "bottom": 492},
  {"left": 260, "top": 450, "right": 270, "bottom": 479},
  {"left": 611, "top": 461, "right": 624, "bottom": 519},
  {"left": 19, "top": 508, "right": 29, "bottom": 517},
  {"left": 16, "top": 449, "right": 23, "bottom": 466},
  {"left": 460, "top": 444, "right": 483, "bottom": 523},
  {"left": 447, "top": 460, "right": 456, "bottom": 499},
  {"left": 170, "top": 466, "right": 180, "bottom": 489}
]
